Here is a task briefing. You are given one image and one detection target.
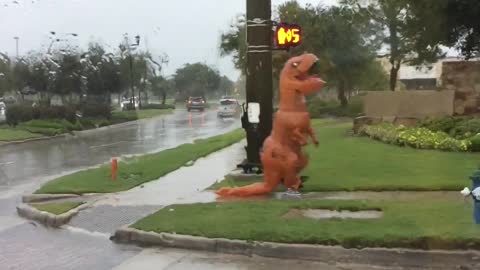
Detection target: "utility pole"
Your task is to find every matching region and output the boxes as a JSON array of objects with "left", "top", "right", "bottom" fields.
[
  {"left": 239, "top": 0, "right": 273, "bottom": 172},
  {"left": 123, "top": 34, "right": 140, "bottom": 109},
  {"left": 13, "top": 37, "right": 19, "bottom": 58}
]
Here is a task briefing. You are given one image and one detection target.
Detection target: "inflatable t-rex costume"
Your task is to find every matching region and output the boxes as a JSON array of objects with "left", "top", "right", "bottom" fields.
[{"left": 216, "top": 53, "right": 325, "bottom": 197}]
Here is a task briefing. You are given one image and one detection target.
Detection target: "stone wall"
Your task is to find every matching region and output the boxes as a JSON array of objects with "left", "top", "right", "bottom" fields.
[
  {"left": 363, "top": 90, "right": 455, "bottom": 118},
  {"left": 441, "top": 61, "right": 480, "bottom": 115}
]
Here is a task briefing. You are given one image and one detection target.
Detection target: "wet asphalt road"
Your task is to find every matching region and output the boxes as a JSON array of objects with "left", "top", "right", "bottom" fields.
[{"left": 0, "top": 109, "right": 240, "bottom": 197}]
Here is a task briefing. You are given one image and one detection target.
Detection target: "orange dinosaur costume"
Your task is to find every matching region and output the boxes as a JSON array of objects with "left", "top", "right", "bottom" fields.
[{"left": 216, "top": 53, "right": 325, "bottom": 197}]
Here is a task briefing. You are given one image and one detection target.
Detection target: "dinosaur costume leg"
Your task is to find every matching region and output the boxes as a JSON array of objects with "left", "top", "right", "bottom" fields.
[{"left": 215, "top": 170, "right": 280, "bottom": 196}]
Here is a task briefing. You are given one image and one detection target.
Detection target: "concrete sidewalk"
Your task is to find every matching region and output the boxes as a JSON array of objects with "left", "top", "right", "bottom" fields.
[{"left": 64, "top": 141, "right": 245, "bottom": 234}]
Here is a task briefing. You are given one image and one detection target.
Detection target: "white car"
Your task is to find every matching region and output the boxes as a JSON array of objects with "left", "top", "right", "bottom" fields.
[
  {"left": 0, "top": 101, "right": 5, "bottom": 115},
  {"left": 120, "top": 97, "right": 139, "bottom": 111},
  {"left": 217, "top": 97, "right": 239, "bottom": 118}
]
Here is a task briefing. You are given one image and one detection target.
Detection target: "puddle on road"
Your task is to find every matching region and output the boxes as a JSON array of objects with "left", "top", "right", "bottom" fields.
[{"left": 283, "top": 209, "right": 383, "bottom": 220}]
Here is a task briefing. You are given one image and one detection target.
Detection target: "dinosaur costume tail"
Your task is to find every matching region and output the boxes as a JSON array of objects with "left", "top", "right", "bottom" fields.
[{"left": 215, "top": 182, "right": 275, "bottom": 197}]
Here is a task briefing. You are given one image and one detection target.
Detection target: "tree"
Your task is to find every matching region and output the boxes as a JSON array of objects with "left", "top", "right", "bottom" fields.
[
  {"left": 30, "top": 60, "right": 50, "bottom": 104},
  {"left": 151, "top": 76, "right": 175, "bottom": 104},
  {"left": 342, "top": 0, "right": 444, "bottom": 91},
  {"left": 173, "top": 63, "right": 221, "bottom": 101},
  {"left": 217, "top": 76, "right": 234, "bottom": 97},
  {"left": 355, "top": 60, "right": 390, "bottom": 91},
  {"left": 405, "top": 0, "right": 480, "bottom": 59},
  {"left": 0, "top": 54, "right": 12, "bottom": 97},
  {"left": 219, "top": 1, "right": 387, "bottom": 106},
  {"left": 55, "top": 54, "right": 82, "bottom": 103},
  {"left": 12, "top": 58, "right": 32, "bottom": 101},
  {"left": 276, "top": 2, "right": 385, "bottom": 106},
  {"left": 219, "top": 15, "right": 247, "bottom": 74}
]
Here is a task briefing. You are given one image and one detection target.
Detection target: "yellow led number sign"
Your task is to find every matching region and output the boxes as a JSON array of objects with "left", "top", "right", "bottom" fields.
[{"left": 275, "top": 24, "right": 301, "bottom": 50}]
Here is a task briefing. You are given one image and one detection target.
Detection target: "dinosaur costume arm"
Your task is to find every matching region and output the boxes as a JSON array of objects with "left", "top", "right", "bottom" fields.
[{"left": 292, "top": 77, "right": 326, "bottom": 95}]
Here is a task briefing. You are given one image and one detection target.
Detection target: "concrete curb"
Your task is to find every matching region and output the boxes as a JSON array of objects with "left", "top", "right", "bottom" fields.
[
  {"left": 22, "top": 194, "right": 81, "bottom": 203},
  {"left": 16, "top": 202, "right": 89, "bottom": 227},
  {"left": 112, "top": 228, "right": 480, "bottom": 269}
]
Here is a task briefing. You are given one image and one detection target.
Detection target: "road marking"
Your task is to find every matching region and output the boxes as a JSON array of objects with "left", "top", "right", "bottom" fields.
[{"left": 0, "top": 161, "right": 14, "bottom": 166}]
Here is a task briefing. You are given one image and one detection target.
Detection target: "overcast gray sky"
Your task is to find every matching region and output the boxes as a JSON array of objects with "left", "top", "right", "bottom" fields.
[{"left": 0, "top": 0, "right": 337, "bottom": 81}]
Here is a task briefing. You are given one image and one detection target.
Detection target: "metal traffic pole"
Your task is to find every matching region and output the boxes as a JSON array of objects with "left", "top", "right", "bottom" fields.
[{"left": 238, "top": 0, "right": 273, "bottom": 174}]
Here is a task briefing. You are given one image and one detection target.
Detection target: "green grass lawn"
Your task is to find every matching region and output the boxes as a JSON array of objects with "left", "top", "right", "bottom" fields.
[
  {"left": 30, "top": 202, "right": 83, "bottom": 215},
  {"left": 212, "top": 120, "right": 478, "bottom": 192},
  {"left": 132, "top": 199, "right": 480, "bottom": 250},
  {"left": 35, "top": 129, "right": 245, "bottom": 194},
  {"left": 0, "top": 127, "right": 42, "bottom": 141}
]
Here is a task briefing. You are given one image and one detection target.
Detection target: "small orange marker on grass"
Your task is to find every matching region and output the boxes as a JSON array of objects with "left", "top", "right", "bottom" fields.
[{"left": 111, "top": 158, "right": 118, "bottom": 181}]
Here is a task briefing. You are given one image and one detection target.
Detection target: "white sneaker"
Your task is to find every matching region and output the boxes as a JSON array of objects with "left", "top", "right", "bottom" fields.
[{"left": 285, "top": 188, "right": 302, "bottom": 197}]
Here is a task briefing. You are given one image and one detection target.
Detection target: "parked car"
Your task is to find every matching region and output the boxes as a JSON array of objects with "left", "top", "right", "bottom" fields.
[
  {"left": 0, "top": 100, "right": 5, "bottom": 115},
  {"left": 2, "top": 96, "right": 16, "bottom": 105},
  {"left": 120, "top": 97, "right": 139, "bottom": 111},
  {"left": 217, "top": 97, "right": 240, "bottom": 118},
  {"left": 186, "top": 97, "right": 206, "bottom": 112}
]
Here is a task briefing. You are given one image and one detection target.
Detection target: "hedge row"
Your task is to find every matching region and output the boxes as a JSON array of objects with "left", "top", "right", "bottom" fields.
[
  {"left": 360, "top": 123, "right": 474, "bottom": 152},
  {"left": 5, "top": 104, "right": 112, "bottom": 126}
]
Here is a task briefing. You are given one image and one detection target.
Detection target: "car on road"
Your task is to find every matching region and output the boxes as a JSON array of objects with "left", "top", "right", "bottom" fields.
[
  {"left": 120, "top": 97, "right": 139, "bottom": 111},
  {"left": 0, "top": 100, "right": 5, "bottom": 116},
  {"left": 217, "top": 97, "right": 240, "bottom": 118},
  {"left": 186, "top": 97, "right": 206, "bottom": 112}
]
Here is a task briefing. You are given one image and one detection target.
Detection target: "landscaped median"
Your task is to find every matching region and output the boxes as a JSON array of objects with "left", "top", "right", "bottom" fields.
[
  {"left": 34, "top": 129, "right": 245, "bottom": 195},
  {"left": 30, "top": 202, "right": 84, "bottom": 215},
  {"left": 107, "top": 119, "right": 480, "bottom": 266},
  {"left": 17, "top": 202, "right": 87, "bottom": 227},
  {"left": 212, "top": 120, "right": 477, "bottom": 192},
  {"left": 127, "top": 199, "right": 479, "bottom": 250},
  {"left": 0, "top": 126, "right": 42, "bottom": 141},
  {"left": 0, "top": 108, "right": 173, "bottom": 143}
]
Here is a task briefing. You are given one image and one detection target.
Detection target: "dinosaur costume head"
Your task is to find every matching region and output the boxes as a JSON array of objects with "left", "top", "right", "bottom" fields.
[{"left": 279, "top": 53, "right": 326, "bottom": 110}]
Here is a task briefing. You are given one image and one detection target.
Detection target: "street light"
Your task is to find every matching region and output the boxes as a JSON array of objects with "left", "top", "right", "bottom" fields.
[
  {"left": 122, "top": 33, "right": 140, "bottom": 110},
  {"left": 13, "top": 37, "right": 19, "bottom": 58},
  {"left": 135, "top": 35, "right": 140, "bottom": 46}
]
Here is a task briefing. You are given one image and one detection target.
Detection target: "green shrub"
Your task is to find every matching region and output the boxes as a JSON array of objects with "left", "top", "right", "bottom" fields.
[
  {"left": 78, "top": 118, "right": 96, "bottom": 129},
  {"left": 111, "top": 112, "right": 137, "bottom": 122},
  {"left": 20, "top": 119, "right": 83, "bottom": 134},
  {"left": 6, "top": 105, "right": 34, "bottom": 126},
  {"left": 418, "top": 116, "right": 462, "bottom": 134},
  {"left": 6, "top": 105, "right": 78, "bottom": 126},
  {"left": 23, "top": 127, "right": 63, "bottom": 136},
  {"left": 82, "top": 104, "right": 112, "bottom": 119},
  {"left": 469, "top": 134, "right": 480, "bottom": 152},
  {"left": 71, "top": 120, "right": 83, "bottom": 131},
  {"left": 141, "top": 104, "right": 175, "bottom": 110},
  {"left": 360, "top": 123, "right": 471, "bottom": 152},
  {"left": 308, "top": 97, "right": 363, "bottom": 118},
  {"left": 98, "top": 119, "right": 111, "bottom": 127},
  {"left": 449, "top": 118, "right": 480, "bottom": 139},
  {"left": 418, "top": 116, "right": 480, "bottom": 140}
]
